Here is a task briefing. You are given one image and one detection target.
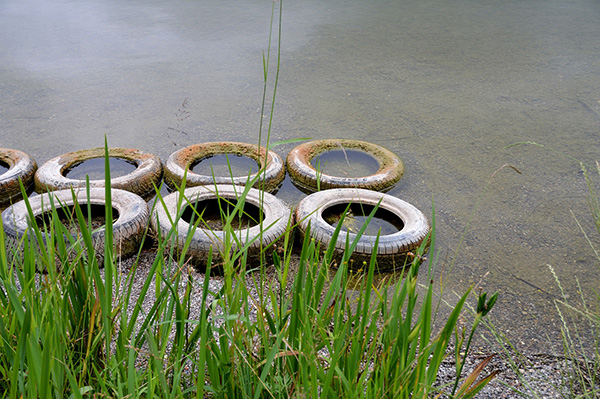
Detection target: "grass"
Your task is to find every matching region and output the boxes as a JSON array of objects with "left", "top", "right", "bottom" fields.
[
  {"left": 0, "top": 1, "right": 499, "bottom": 397},
  {"left": 0, "top": 162, "right": 497, "bottom": 398},
  {"left": 480, "top": 142, "right": 600, "bottom": 398}
]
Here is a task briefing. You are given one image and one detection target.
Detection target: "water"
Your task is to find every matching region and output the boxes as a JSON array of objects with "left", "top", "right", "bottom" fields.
[
  {"left": 0, "top": 162, "right": 9, "bottom": 175},
  {"left": 65, "top": 157, "right": 137, "bottom": 180},
  {"left": 191, "top": 153, "right": 258, "bottom": 178},
  {"left": 182, "top": 199, "right": 260, "bottom": 231},
  {"left": 1, "top": 0, "right": 600, "bottom": 353},
  {"left": 311, "top": 150, "right": 380, "bottom": 178},
  {"left": 323, "top": 203, "right": 403, "bottom": 236}
]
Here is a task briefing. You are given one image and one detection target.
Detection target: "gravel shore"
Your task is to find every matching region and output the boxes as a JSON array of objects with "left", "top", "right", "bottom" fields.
[{"left": 115, "top": 249, "right": 587, "bottom": 399}]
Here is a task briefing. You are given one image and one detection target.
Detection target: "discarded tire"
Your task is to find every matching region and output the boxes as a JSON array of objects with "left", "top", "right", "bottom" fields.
[
  {"left": 1, "top": 188, "right": 150, "bottom": 267},
  {"left": 0, "top": 148, "right": 38, "bottom": 208},
  {"left": 295, "top": 188, "right": 429, "bottom": 272},
  {"left": 164, "top": 142, "right": 285, "bottom": 193},
  {"left": 34, "top": 147, "right": 163, "bottom": 200},
  {"left": 286, "top": 139, "right": 404, "bottom": 193},
  {"left": 151, "top": 184, "right": 292, "bottom": 270}
]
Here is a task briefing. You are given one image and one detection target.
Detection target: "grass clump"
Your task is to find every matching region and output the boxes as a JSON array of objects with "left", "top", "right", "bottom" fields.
[{"left": 0, "top": 147, "right": 497, "bottom": 398}]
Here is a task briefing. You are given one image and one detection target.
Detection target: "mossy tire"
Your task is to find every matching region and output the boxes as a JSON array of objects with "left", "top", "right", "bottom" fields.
[
  {"left": 164, "top": 142, "right": 285, "bottom": 193},
  {"left": 0, "top": 148, "right": 38, "bottom": 208},
  {"left": 34, "top": 147, "right": 163, "bottom": 200},
  {"left": 1, "top": 188, "right": 150, "bottom": 267},
  {"left": 286, "top": 139, "right": 404, "bottom": 193},
  {"left": 151, "top": 184, "right": 292, "bottom": 270},
  {"left": 294, "top": 188, "right": 430, "bottom": 272}
]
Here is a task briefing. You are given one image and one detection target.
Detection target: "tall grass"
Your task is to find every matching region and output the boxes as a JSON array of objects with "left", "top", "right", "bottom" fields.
[
  {"left": 485, "top": 142, "right": 600, "bottom": 397},
  {"left": 0, "top": 1, "right": 497, "bottom": 397},
  {"left": 0, "top": 161, "right": 496, "bottom": 397}
]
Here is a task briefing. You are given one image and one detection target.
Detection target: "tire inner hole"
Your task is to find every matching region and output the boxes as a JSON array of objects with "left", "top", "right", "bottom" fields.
[
  {"left": 182, "top": 198, "right": 261, "bottom": 231},
  {"left": 0, "top": 161, "right": 9, "bottom": 175},
  {"left": 65, "top": 157, "right": 137, "bottom": 180},
  {"left": 311, "top": 149, "right": 380, "bottom": 178},
  {"left": 191, "top": 153, "right": 258, "bottom": 177},
  {"left": 36, "top": 204, "right": 119, "bottom": 235},
  {"left": 323, "top": 203, "right": 404, "bottom": 236}
]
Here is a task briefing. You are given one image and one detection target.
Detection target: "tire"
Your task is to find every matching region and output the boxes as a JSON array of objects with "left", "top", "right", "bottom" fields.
[
  {"left": 34, "top": 147, "right": 163, "bottom": 200},
  {"left": 1, "top": 188, "right": 150, "bottom": 267},
  {"left": 164, "top": 142, "right": 285, "bottom": 193},
  {"left": 0, "top": 148, "right": 38, "bottom": 208},
  {"left": 286, "top": 139, "right": 404, "bottom": 193},
  {"left": 151, "top": 184, "right": 292, "bottom": 270},
  {"left": 295, "top": 188, "right": 430, "bottom": 272}
]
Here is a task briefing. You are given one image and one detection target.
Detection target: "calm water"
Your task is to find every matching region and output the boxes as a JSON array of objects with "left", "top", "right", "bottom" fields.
[
  {"left": 2, "top": 0, "right": 600, "bottom": 353},
  {"left": 191, "top": 153, "right": 258, "bottom": 177},
  {"left": 66, "top": 157, "right": 137, "bottom": 180},
  {"left": 311, "top": 149, "right": 381, "bottom": 178}
]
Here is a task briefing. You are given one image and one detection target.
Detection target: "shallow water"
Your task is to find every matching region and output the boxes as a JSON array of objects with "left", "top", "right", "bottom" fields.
[
  {"left": 191, "top": 153, "right": 258, "bottom": 177},
  {"left": 66, "top": 157, "right": 137, "bottom": 180},
  {"left": 311, "top": 149, "right": 381, "bottom": 179},
  {"left": 2, "top": 0, "right": 600, "bottom": 353}
]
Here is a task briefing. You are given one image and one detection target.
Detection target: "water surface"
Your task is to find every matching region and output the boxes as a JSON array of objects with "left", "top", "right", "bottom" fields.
[{"left": 2, "top": 0, "right": 600, "bottom": 353}]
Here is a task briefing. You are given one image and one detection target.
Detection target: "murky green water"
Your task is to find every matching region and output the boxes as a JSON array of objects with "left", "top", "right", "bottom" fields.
[{"left": 2, "top": 0, "right": 600, "bottom": 353}]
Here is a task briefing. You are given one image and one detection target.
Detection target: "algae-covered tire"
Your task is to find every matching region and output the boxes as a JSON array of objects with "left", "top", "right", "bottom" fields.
[
  {"left": 286, "top": 139, "right": 404, "bottom": 193},
  {"left": 1, "top": 188, "right": 149, "bottom": 266},
  {"left": 34, "top": 147, "right": 163, "bottom": 200},
  {"left": 164, "top": 142, "right": 285, "bottom": 193},
  {"left": 151, "top": 184, "right": 292, "bottom": 270},
  {"left": 0, "top": 148, "right": 38, "bottom": 208},
  {"left": 295, "top": 188, "right": 429, "bottom": 272}
]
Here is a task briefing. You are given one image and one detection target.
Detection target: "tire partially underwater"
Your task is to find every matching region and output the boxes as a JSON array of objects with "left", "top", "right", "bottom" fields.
[
  {"left": 34, "top": 147, "right": 163, "bottom": 200},
  {"left": 151, "top": 184, "right": 292, "bottom": 271},
  {"left": 295, "top": 188, "right": 430, "bottom": 272},
  {"left": 286, "top": 139, "right": 404, "bottom": 193},
  {"left": 164, "top": 142, "right": 285, "bottom": 193},
  {"left": 0, "top": 148, "right": 38, "bottom": 208},
  {"left": 1, "top": 188, "right": 149, "bottom": 268}
]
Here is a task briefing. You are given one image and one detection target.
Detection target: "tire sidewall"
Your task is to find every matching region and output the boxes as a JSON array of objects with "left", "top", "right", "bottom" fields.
[
  {"left": 0, "top": 148, "right": 38, "bottom": 208},
  {"left": 2, "top": 188, "right": 149, "bottom": 262},
  {"left": 164, "top": 142, "right": 285, "bottom": 193},
  {"left": 151, "top": 184, "right": 292, "bottom": 266},
  {"left": 34, "top": 147, "right": 163, "bottom": 199},
  {"left": 295, "top": 188, "right": 430, "bottom": 269},
  {"left": 286, "top": 139, "right": 404, "bottom": 192}
]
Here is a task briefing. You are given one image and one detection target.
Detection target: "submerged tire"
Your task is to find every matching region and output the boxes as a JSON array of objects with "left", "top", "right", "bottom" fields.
[
  {"left": 295, "top": 188, "right": 430, "bottom": 272},
  {"left": 1, "top": 188, "right": 149, "bottom": 267},
  {"left": 286, "top": 139, "right": 404, "bottom": 193},
  {"left": 151, "top": 184, "right": 292, "bottom": 270},
  {"left": 0, "top": 148, "right": 38, "bottom": 208},
  {"left": 34, "top": 147, "right": 163, "bottom": 200},
  {"left": 164, "top": 142, "right": 285, "bottom": 193}
]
